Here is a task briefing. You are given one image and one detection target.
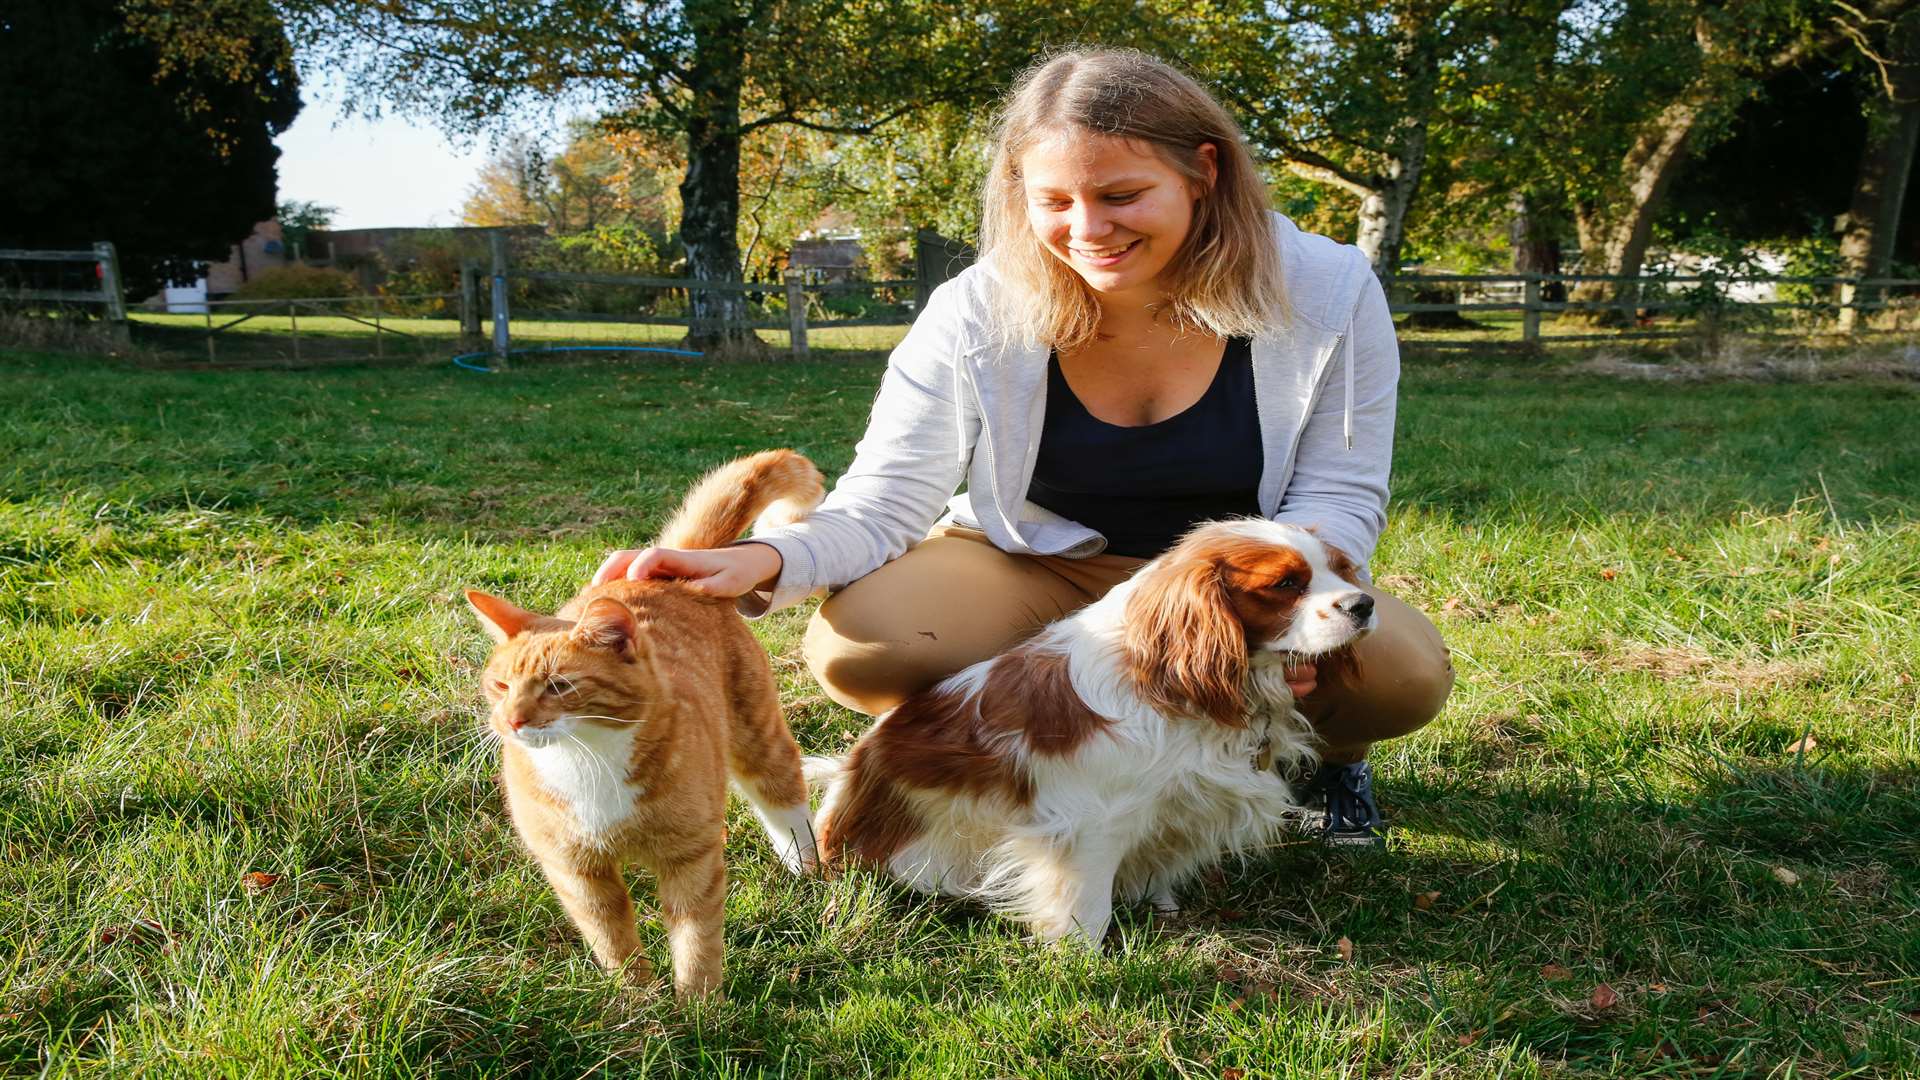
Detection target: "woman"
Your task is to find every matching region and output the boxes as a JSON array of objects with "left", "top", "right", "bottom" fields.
[{"left": 594, "top": 49, "right": 1453, "bottom": 846}]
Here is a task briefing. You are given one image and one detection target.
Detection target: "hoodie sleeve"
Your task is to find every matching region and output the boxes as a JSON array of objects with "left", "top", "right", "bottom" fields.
[
  {"left": 735, "top": 280, "right": 978, "bottom": 616},
  {"left": 1270, "top": 263, "right": 1398, "bottom": 580}
]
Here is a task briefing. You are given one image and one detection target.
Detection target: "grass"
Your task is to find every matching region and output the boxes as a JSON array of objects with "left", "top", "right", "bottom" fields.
[
  {"left": 1, "top": 341, "right": 1917, "bottom": 1077},
  {"left": 126, "top": 310, "right": 914, "bottom": 365}
]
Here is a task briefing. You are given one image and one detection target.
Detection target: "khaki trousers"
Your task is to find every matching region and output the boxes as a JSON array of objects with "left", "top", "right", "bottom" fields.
[{"left": 803, "top": 527, "right": 1453, "bottom": 763}]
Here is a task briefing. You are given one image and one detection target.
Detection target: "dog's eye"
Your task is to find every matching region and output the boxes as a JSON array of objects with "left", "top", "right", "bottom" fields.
[{"left": 1268, "top": 576, "right": 1305, "bottom": 593}]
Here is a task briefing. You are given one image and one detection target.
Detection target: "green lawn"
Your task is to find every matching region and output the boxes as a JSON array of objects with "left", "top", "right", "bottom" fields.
[{"left": 2, "top": 346, "right": 1916, "bottom": 1077}]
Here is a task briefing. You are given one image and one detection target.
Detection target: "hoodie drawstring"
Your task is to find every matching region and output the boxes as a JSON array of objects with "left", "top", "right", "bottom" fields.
[{"left": 1343, "top": 314, "right": 1355, "bottom": 451}]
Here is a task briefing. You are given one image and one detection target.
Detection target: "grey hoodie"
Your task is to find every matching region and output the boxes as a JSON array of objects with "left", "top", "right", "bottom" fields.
[{"left": 741, "top": 211, "right": 1398, "bottom": 617}]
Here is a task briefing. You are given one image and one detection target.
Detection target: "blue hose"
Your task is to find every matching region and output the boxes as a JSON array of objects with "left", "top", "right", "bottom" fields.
[{"left": 452, "top": 344, "right": 704, "bottom": 372}]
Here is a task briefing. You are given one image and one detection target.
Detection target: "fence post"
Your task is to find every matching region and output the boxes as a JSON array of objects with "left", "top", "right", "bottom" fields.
[
  {"left": 459, "top": 261, "right": 480, "bottom": 338},
  {"left": 785, "top": 269, "right": 809, "bottom": 359},
  {"left": 93, "top": 241, "right": 130, "bottom": 346},
  {"left": 489, "top": 233, "right": 510, "bottom": 371},
  {"left": 372, "top": 294, "right": 384, "bottom": 359},
  {"left": 1521, "top": 273, "right": 1541, "bottom": 346},
  {"left": 1837, "top": 278, "right": 1861, "bottom": 334},
  {"left": 289, "top": 299, "right": 301, "bottom": 363}
]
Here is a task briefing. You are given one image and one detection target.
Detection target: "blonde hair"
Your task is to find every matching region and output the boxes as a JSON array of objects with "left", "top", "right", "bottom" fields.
[{"left": 978, "top": 48, "right": 1285, "bottom": 353}]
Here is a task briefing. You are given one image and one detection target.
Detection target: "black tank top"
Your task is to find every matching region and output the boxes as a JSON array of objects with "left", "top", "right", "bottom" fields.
[{"left": 1026, "top": 337, "right": 1262, "bottom": 558}]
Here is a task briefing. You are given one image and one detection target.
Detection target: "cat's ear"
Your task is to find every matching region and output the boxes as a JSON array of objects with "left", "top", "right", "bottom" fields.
[
  {"left": 466, "top": 590, "right": 541, "bottom": 644},
  {"left": 572, "top": 597, "right": 639, "bottom": 654}
]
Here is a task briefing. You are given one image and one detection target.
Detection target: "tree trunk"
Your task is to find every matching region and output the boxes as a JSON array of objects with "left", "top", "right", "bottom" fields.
[
  {"left": 677, "top": 1, "right": 767, "bottom": 359},
  {"left": 1355, "top": 120, "right": 1426, "bottom": 278},
  {"left": 1837, "top": 16, "right": 1920, "bottom": 332},
  {"left": 1563, "top": 94, "right": 1703, "bottom": 325},
  {"left": 1508, "top": 190, "right": 1565, "bottom": 300}
]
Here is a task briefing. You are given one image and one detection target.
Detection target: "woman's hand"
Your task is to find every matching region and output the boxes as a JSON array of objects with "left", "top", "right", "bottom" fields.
[
  {"left": 1285, "top": 661, "right": 1318, "bottom": 699},
  {"left": 591, "top": 542, "right": 783, "bottom": 598}
]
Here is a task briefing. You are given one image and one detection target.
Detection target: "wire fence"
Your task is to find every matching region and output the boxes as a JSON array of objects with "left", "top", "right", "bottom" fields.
[{"left": 128, "top": 293, "right": 464, "bottom": 364}]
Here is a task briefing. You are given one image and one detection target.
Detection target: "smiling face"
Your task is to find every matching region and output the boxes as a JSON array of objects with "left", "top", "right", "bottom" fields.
[{"left": 1019, "top": 129, "right": 1216, "bottom": 306}]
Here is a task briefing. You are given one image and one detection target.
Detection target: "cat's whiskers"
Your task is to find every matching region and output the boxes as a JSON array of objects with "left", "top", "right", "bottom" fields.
[
  {"left": 563, "top": 712, "right": 643, "bottom": 726},
  {"left": 562, "top": 728, "right": 626, "bottom": 789}
]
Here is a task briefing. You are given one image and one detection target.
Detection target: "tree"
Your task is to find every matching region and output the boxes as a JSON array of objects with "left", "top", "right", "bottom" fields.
[
  {"left": 1833, "top": 7, "right": 1920, "bottom": 328},
  {"left": 276, "top": 200, "right": 336, "bottom": 261},
  {"left": 461, "top": 124, "right": 677, "bottom": 239},
  {"left": 287, "top": 0, "right": 1115, "bottom": 356},
  {"left": 1186, "top": 0, "right": 1565, "bottom": 277},
  {"left": 1499, "top": 0, "right": 1918, "bottom": 321},
  {"left": 0, "top": 0, "right": 301, "bottom": 296}
]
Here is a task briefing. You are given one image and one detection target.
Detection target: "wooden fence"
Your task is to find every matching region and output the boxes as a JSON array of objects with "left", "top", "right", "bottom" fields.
[
  {"left": 10, "top": 234, "right": 1918, "bottom": 364},
  {"left": 0, "top": 242, "right": 129, "bottom": 343},
  {"left": 1384, "top": 271, "right": 1916, "bottom": 345}
]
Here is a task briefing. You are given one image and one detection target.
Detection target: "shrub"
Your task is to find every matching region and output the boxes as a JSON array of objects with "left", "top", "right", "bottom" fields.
[{"left": 230, "top": 265, "right": 359, "bottom": 301}]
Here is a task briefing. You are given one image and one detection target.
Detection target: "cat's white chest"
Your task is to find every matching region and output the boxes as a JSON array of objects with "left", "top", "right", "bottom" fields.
[{"left": 521, "top": 724, "right": 642, "bottom": 838}]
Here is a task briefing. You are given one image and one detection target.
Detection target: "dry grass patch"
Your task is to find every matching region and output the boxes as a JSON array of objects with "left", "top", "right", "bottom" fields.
[
  {"left": 1570, "top": 338, "right": 1920, "bottom": 383},
  {"left": 1572, "top": 637, "right": 1818, "bottom": 692}
]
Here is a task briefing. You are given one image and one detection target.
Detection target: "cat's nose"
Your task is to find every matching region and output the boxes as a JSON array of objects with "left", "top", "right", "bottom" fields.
[{"left": 508, "top": 711, "right": 536, "bottom": 730}]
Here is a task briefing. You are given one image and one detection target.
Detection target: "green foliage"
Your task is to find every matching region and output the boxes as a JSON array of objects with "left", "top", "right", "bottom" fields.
[
  {"left": 275, "top": 200, "right": 337, "bottom": 262},
  {"left": 230, "top": 265, "right": 359, "bottom": 301},
  {"left": 0, "top": 0, "right": 300, "bottom": 296},
  {"left": 549, "top": 224, "right": 665, "bottom": 275}
]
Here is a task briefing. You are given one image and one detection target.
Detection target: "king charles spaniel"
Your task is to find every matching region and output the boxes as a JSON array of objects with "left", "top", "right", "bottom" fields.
[{"left": 810, "top": 519, "right": 1378, "bottom": 944}]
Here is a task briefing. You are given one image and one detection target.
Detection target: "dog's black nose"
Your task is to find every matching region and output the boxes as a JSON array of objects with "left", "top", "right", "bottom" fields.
[{"left": 1337, "top": 593, "right": 1375, "bottom": 622}]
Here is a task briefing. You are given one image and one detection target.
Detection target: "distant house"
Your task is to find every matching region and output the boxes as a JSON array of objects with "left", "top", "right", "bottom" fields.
[
  {"left": 147, "top": 219, "right": 291, "bottom": 310},
  {"left": 786, "top": 233, "right": 866, "bottom": 284}
]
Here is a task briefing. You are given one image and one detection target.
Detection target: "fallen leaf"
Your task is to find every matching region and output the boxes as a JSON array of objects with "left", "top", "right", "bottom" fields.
[
  {"left": 1540, "top": 963, "right": 1573, "bottom": 981},
  {"left": 1786, "top": 734, "right": 1817, "bottom": 754},
  {"left": 1771, "top": 866, "right": 1801, "bottom": 886},
  {"left": 1600, "top": 568, "right": 1618, "bottom": 581},
  {"left": 1414, "top": 890, "right": 1441, "bottom": 911},
  {"left": 1456, "top": 1029, "right": 1483, "bottom": 1046},
  {"left": 99, "top": 918, "right": 172, "bottom": 949},
  {"left": 1217, "top": 908, "right": 1246, "bottom": 923},
  {"left": 1337, "top": 936, "right": 1354, "bottom": 963},
  {"left": 1222, "top": 1069, "right": 1245, "bottom": 1080},
  {"left": 1653, "top": 1039, "right": 1680, "bottom": 1059},
  {"left": 1441, "top": 597, "right": 1463, "bottom": 612},
  {"left": 241, "top": 871, "right": 281, "bottom": 894},
  {"left": 1649, "top": 982, "right": 1669, "bottom": 993},
  {"left": 1590, "top": 983, "right": 1620, "bottom": 1010}
]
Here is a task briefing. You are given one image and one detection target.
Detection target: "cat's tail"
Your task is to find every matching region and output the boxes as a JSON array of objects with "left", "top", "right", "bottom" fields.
[{"left": 656, "top": 449, "right": 825, "bottom": 551}]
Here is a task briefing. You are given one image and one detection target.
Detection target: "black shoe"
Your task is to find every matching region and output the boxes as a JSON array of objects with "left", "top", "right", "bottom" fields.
[{"left": 1304, "top": 760, "right": 1387, "bottom": 849}]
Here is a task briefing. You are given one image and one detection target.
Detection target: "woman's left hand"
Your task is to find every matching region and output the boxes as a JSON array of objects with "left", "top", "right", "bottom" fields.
[{"left": 1285, "top": 661, "right": 1317, "bottom": 698}]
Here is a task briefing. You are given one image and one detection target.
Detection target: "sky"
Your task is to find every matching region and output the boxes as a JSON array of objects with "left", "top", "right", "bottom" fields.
[{"left": 274, "top": 93, "right": 496, "bottom": 230}]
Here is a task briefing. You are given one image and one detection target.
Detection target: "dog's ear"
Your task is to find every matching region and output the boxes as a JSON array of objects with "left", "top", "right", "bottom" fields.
[{"left": 1122, "top": 545, "right": 1248, "bottom": 727}]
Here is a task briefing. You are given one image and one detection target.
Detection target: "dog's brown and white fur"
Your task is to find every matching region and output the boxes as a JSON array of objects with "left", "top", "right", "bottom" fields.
[{"left": 812, "top": 519, "right": 1376, "bottom": 944}]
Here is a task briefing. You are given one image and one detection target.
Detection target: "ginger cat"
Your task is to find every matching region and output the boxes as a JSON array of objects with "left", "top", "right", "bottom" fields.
[{"left": 464, "top": 449, "right": 823, "bottom": 999}]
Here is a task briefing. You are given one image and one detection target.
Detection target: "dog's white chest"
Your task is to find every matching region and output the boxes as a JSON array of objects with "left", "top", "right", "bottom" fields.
[{"left": 522, "top": 725, "right": 642, "bottom": 837}]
